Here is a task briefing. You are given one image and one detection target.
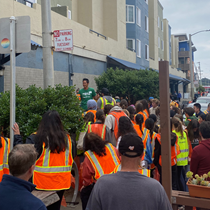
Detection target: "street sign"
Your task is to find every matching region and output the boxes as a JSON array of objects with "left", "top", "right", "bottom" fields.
[
  {"left": 0, "top": 16, "right": 31, "bottom": 54},
  {"left": 53, "top": 29, "right": 73, "bottom": 51}
]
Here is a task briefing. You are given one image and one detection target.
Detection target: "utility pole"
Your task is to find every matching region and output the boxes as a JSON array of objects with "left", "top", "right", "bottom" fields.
[
  {"left": 41, "top": 0, "right": 54, "bottom": 89},
  {"left": 10, "top": 16, "right": 16, "bottom": 150},
  {"left": 198, "top": 62, "right": 202, "bottom": 86},
  {"left": 189, "top": 34, "right": 194, "bottom": 100}
]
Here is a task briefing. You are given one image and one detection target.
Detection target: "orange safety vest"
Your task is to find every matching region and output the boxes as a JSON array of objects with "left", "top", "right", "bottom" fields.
[
  {"left": 133, "top": 125, "right": 150, "bottom": 160},
  {"left": 88, "top": 124, "right": 107, "bottom": 140},
  {"left": 150, "top": 132, "right": 157, "bottom": 169},
  {"left": 143, "top": 109, "right": 149, "bottom": 119},
  {"left": 0, "top": 137, "right": 10, "bottom": 182},
  {"left": 108, "top": 111, "right": 127, "bottom": 140},
  {"left": 33, "top": 135, "right": 73, "bottom": 190},
  {"left": 135, "top": 111, "right": 147, "bottom": 128},
  {"left": 85, "top": 143, "right": 120, "bottom": 180},
  {"left": 112, "top": 164, "right": 150, "bottom": 177},
  {"left": 85, "top": 110, "right": 97, "bottom": 123},
  {"left": 156, "top": 134, "right": 180, "bottom": 167}
]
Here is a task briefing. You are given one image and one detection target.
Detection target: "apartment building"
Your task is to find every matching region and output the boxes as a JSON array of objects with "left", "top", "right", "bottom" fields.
[
  {"left": 0, "top": 0, "right": 137, "bottom": 92},
  {"left": 126, "top": 0, "right": 149, "bottom": 69}
]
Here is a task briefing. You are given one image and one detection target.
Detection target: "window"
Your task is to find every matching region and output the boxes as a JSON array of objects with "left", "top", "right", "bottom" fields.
[
  {"left": 179, "top": 58, "right": 185, "bottom": 64},
  {"left": 180, "top": 48, "right": 185, "bottom": 51},
  {"left": 136, "top": 7, "right": 141, "bottom": 26},
  {"left": 158, "top": 37, "right": 160, "bottom": 48},
  {"left": 161, "top": 40, "right": 164, "bottom": 50},
  {"left": 145, "top": 16, "right": 149, "bottom": 32},
  {"left": 126, "top": 5, "right": 135, "bottom": 23},
  {"left": 26, "top": 2, "right": 32, "bottom": 7},
  {"left": 68, "top": 10, "right": 71, "bottom": 19},
  {"left": 158, "top": 17, "right": 160, "bottom": 27},
  {"left": 161, "top": 21, "right": 163, "bottom": 31},
  {"left": 127, "top": 39, "right": 135, "bottom": 51},
  {"left": 145, "top": 0, "right": 148, "bottom": 4},
  {"left": 137, "top": 40, "right": 141, "bottom": 57},
  {"left": 145, "top": 45, "right": 149, "bottom": 60}
]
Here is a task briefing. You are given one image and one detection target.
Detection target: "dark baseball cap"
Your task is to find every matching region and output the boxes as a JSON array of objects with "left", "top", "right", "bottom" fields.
[
  {"left": 101, "top": 88, "right": 109, "bottom": 95},
  {"left": 119, "top": 133, "right": 144, "bottom": 158}
]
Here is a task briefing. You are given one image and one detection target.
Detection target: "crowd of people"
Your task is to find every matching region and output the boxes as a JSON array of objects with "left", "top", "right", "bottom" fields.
[{"left": 0, "top": 78, "right": 210, "bottom": 210}]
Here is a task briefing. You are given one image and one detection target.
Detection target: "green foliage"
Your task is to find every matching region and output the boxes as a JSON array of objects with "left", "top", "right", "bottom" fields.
[
  {"left": 0, "top": 84, "right": 84, "bottom": 139},
  {"left": 196, "top": 85, "right": 205, "bottom": 93},
  {"left": 95, "top": 68, "right": 159, "bottom": 103}
]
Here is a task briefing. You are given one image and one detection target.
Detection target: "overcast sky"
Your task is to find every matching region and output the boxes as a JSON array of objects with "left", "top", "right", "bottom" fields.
[{"left": 160, "top": 0, "right": 210, "bottom": 79}]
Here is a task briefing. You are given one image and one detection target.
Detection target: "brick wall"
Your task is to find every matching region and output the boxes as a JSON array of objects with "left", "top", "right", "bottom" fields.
[{"left": 4, "top": 66, "right": 69, "bottom": 91}]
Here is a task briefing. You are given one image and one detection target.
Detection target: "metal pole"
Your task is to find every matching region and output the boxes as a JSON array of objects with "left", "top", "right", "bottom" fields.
[
  {"left": 159, "top": 61, "right": 172, "bottom": 202},
  {"left": 41, "top": 0, "right": 54, "bottom": 89},
  {"left": 189, "top": 34, "right": 194, "bottom": 100},
  {"left": 10, "top": 16, "right": 16, "bottom": 150}
]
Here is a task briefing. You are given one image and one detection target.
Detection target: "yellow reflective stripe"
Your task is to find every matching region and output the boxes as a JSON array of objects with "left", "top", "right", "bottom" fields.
[
  {"left": 86, "top": 150, "right": 104, "bottom": 177},
  {"left": 89, "top": 125, "right": 92, "bottom": 133},
  {"left": 106, "top": 144, "right": 119, "bottom": 166},
  {"left": 43, "top": 147, "right": 50, "bottom": 167},
  {"left": 3, "top": 138, "right": 9, "bottom": 166},
  {"left": 34, "top": 166, "right": 72, "bottom": 173},
  {"left": 142, "top": 169, "right": 148, "bottom": 176},
  {"left": 143, "top": 111, "right": 148, "bottom": 118},
  {"left": 65, "top": 136, "right": 69, "bottom": 166},
  {"left": 142, "top": 129, "right": 147, "bottom": 142},
  {"left": 117, "top": 164, "right": 121, "bottom": 171},
  {"left": 0, "top": 164, "right": 3, "bottom": 170},
  {"left": 101, "top": 125, "right": 106, "bottom": 139}
]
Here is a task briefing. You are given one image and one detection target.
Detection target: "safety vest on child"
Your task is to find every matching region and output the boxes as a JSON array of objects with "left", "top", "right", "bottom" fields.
[
  {"left": 156, "top": 134, "right": 180, "bottom": 167},
  {"left": 84, "top": 110, "right": 97, "bottom": 122},
  {"left": 99, "top": 97, "right": 116, "bottom": 109},
  {"left": 33, "top": 135, "right": 73, "bottom": 190},
  {"left": 0, "top": 137, "right": 10, "bottom": 182},
  {"left": 108, "top": 111, "right": 127, "bottom": 140},
  {"left": 172, "top": 130, "right": 189, "bottom": 166},
  {"left": 150, "top": 132, "right": 157, "bottom": 170},
  {"left": 133, "top": 125, "right": 150, "bottom": 160},
  {"left": 85, "top": 143, "right": 120, "bottom": 180},
  {"left": 88, "top": 124, "right": 107, "bottom": 140},
  {"left": 135, "top": 112, "right": 147, "bottom": 128},
  {"left": 112, "top": 164, "right": 150, "bottom": 177}
]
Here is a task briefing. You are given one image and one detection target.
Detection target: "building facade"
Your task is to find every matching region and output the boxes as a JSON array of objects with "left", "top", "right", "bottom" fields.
[{"left": 126, "top": 0, "right": 149, "bottom": 69}]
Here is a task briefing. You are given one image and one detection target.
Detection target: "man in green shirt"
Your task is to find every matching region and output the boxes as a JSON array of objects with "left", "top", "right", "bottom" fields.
[{"left": 79, "top": 78, "right": 96, "bottom": 110}]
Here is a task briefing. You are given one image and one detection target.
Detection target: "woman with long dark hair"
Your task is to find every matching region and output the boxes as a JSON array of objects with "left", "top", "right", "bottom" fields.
[
  {"left": 116, "top": 116, "right": 136, "bottom": 149},
  {"left": 13, "top": 110, "right": 75, "bottom": 210},
  {"left": 81, "top": 133, "right": 120, "bottom": 210},
  {"left": 140, "top": 99, "right": 150, "bottom": 119},
  {"left": 133, "top": 114, "right": 152, "bottom": 167},
  {"left": 127, "top": 105, "right": 136, "bottom": 125}
]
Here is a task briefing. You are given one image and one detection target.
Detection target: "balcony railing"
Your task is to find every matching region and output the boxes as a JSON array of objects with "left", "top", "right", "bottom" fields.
[
  {"left": 178, "top": 64, "right": 190, "bottom": 71},
  {"left": 89, "top": 29, "right": 107, "bottom": 40}
]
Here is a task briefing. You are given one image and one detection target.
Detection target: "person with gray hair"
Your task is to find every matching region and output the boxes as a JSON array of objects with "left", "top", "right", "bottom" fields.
[{"left": 0, "top": 144, "right": 46, "bottom": 210}]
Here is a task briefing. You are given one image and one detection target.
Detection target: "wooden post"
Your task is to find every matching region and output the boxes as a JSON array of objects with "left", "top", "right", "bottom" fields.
[{"left": 159, "top": 61, "right": 172, "bottom": 202}]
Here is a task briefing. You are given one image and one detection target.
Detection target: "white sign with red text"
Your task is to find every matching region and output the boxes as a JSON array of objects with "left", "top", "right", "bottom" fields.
[{"left": 53, "top": 29, "right": 73, "bottom": 51}]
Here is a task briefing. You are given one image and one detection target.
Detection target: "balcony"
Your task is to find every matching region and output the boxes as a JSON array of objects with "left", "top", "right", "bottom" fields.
[
  {"left": 178, "top": 64, "right": 190, "bottom": 71},
  {"left": 178, "top": 51, "right": 190, "bottom": 58}
]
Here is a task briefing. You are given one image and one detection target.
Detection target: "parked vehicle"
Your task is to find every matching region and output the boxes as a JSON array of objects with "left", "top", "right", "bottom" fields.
[{"left": 187, "top": 97, "right": 210, "bottom": 111}]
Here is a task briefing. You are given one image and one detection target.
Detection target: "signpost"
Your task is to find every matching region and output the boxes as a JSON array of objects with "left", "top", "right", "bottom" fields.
[
  {"left": 53, "top": 29, "right": 73, "bottom": 52},
  {"left": 0, "top": 16, "right": 30, "bottom": 149}
]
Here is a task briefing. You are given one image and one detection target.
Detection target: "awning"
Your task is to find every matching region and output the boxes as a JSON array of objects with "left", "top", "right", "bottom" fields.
[
  {"left": 169, "top": 74, "right": 185, "bottom": 82},
  {"left": 31, "top": 40, "right": 41, "bottom": 47},
  {"left": 107, "top": 56, "right": 145, "bottom": 70}
]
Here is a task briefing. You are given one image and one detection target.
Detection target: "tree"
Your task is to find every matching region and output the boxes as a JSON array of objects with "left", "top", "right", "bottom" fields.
[
  {"left": 0, "top": 84, "right": 84, "bottom": 139},
  {"left": 196, "top": 85, "right": 205, "bottom": 93},
  {"left": 95, "top": 68, "right": 159, "bottom": 104}
]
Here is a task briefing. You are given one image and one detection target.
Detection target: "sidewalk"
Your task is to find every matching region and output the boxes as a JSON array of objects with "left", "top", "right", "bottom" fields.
[{"left": 61, "top": 188, "right": 82, "bottom": 210}]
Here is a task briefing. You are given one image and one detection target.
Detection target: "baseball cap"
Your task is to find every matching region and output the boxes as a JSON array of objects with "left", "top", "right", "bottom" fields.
[
  {"left": 119, "top": 133, "right": 144, "bottom": 158},
  {"left": 101, "top": 88, "right": 109, "bottom": 95},
  {"left": 149, "top": 97, "right": 154, "bottom": 101}
]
